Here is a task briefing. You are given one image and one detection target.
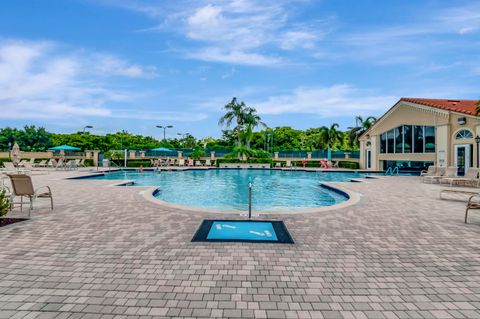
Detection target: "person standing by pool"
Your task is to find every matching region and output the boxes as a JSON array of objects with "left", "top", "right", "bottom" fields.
[{"left": 139, "top": 164, "right": 144, "bottom": 173}]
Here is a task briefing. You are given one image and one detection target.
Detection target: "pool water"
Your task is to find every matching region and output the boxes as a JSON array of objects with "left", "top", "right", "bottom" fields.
[
  {"left": 207, "top": 221, "right": 278, "bottom": 241},
  {"left": 86, "top": 169, "right": 367, "bottom": 211}
]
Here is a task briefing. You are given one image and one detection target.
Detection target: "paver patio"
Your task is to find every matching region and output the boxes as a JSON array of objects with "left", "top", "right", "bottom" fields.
[{"left": 1, "top": 170, "right": 480, "bottom": 319}]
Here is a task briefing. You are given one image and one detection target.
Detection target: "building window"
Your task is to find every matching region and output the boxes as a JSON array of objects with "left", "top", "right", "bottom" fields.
[
  {"left": 414, "top": 126, "right": 424, "bottom": 153},
  {"left": 379, "top": 125, "right": 435, "bottom": 154},
  {"left": 455, "top": 129, "right": 473, "bottom": 140},
  {"left": 387, "top": 129, "right": 395, "bottom": 153},
  {"left": 425, "top": 126, "right": 435, "bottom": 152},
  {"left": 403, "top": 125, "right": 412, "bottom": 153},
  {"left": 395, "top": 126, "right": 403, "bottom": 153},
  {"left": 380, "top": 133, "right": 386, "bottom": 153}
]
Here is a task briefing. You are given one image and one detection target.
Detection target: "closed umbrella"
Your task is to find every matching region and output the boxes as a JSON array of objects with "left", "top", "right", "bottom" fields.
[{"left": 11, "top": 143, "right": 20, "bottom": 166}]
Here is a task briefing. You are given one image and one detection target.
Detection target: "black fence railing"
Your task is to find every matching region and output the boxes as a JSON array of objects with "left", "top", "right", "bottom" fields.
[{"left": 128, "top": 148, "right": 359, "bottom": 159}]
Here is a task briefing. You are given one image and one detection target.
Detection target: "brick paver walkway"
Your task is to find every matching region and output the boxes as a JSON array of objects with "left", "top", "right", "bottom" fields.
[{"left": 1, "top": 170, "right": 480, "bottom": 319}]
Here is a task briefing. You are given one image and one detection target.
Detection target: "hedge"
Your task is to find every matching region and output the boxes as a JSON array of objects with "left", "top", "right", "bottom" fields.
[
  {"left": 83, "top": 159, "right": 94, "bottom": 167},
  {"left": 338, "top": 161, "right": 359, "bottom": 169},
  {"left": 216, "top": 158, "right": 273, "bottom": 167},
  {"left": 0, "top": 158, "right": 11, "bottom": 167},
  {"left": 126, "top": 160, "right": 151, "bottom": 168}
]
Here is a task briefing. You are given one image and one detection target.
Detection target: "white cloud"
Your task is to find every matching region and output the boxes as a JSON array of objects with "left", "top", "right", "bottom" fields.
[
  {"left": 253, "top": 85, "right": 397, "bottom": 117},
  {"left": 188, "top": 47, "right": 282, "bottom": 66},
  {"left": 0, "top": 39, "right": 194, "bottom": 121},
  {"left": 94, "top": 54, "right": 158, "bottom": 78},
  {"left": 104, "top": 0, "right": 327, "bottom": 66},
  {"left": 278, "top": 30, "right": 318, "bottom": 50}
]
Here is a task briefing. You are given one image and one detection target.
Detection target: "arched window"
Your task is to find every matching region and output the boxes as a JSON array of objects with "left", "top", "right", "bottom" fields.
[{"left": 455, "top": 129, "right": 473, "bottom": 140}]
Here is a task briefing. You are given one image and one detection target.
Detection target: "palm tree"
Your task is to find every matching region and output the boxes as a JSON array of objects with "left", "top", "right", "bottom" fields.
[
  {"left": 348, "top": 115, "right": 376, "bottom": 147},
  {"left": 243, "top": 107, "right": 267, "bottom": 149},
  {"left": 318, "top": 123, "right": 342, "bottom": 160},
  {"left": 218, "top": 97, "right": 248, "bottom": 148}
]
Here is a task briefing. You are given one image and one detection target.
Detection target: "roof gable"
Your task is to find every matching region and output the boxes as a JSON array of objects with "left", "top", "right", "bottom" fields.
[{"left": 400, "top": 98, "right": 479, "bottom": 116}]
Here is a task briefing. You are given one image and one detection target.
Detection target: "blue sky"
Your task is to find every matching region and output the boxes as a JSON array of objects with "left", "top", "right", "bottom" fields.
[{"left": 0, "top": 0, "right": 479, "bottom": 138}]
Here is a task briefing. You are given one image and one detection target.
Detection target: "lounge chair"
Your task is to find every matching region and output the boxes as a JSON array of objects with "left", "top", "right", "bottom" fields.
[
  {"left": 205, "top": 159, "right": 211, "bottom": 166},
  {"left": 421, "top": 165, "right": 436, "bottom": 177},
  {"left": 55, "top": 158, "right": 64, "bottom": 170},
  {"left": 65, "top": 160, "right": 78, "bottom": 170},
  {"left": 2, "top": 162, "right": 17, "bottom": 173},
  {"left": 188, "top": 159, "right": 194, "bottom": 167},
  {"left": 7, "top": 174, "right": 53, "bottom": 216},
  {"left": 47, "top": 159, "right": 57, "bottom": 168},
  {"left": 18, "top": 160, "right": 28, "bottom": 167},
  {"left": 285, "top": 160, "right": 292, "bottom": 168},
  {"left": 275, "top": 162, "right": 281, "bottom": 168},
  {"left": 178, "top": 159, "right": 185, "bottom": 166},
  {"left": 35, "top": 160, "right": 47, "bottom": 167},
  {"left": 442, "top": 168, "right": 480, "bottom": 187},
  {"left": 422, "top": 167, "right": 445, "bottom": 183},
  {"left": 465, "top": 194, "right": 480, "bottom": 223},
  {"left": 332, "top": 161, "right": 339, "bottom": 168},
  {"left": 2, "top": 162, "right": 29, "bottom": 174},
  {"left": 195, "top": 160, "right": 203, "bottom": 166},
  {"left": 424, "top": 166, "right": 456, "bottom": 184}
]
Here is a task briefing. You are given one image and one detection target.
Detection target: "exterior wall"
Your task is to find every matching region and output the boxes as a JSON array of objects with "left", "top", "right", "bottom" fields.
[
  {"left": 436, "top": 125, "right": 449, "bottom": 167},
  {"left": 359, "top": 100, "right": 480, "bottom": 171}
]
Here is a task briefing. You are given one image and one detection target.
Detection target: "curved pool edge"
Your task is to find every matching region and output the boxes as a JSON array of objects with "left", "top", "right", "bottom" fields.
[{"left": 140, "top": 181, "right": 362, "bottom": 215}]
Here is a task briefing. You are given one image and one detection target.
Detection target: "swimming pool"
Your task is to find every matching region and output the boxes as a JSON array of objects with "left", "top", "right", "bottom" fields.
[{"left": 85, "top": 169, "right": 367, "bottom": 212}]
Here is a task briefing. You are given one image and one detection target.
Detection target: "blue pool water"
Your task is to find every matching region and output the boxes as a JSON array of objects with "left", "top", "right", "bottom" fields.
[
  {"left": 85, "top": 169, "right": 367, "bottom": 211},
  {"left": 207, "top": 221, "right": 278, "bottom": 241}
]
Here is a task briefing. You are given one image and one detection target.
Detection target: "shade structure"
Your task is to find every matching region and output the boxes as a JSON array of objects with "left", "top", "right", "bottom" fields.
[
  {"left": 48, "top": 145, "right": 81, "bottom": 151},
  {"left": 151, "top": 147, "right": 174, "bottom": 152}
]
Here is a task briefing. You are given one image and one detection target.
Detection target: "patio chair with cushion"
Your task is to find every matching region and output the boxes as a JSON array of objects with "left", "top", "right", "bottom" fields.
[
  {"left": 443, "top": 168, "right": 480, "bottom": 187},
  {"left": 424, "top": 166, "right": 456, "bottom": 184},
  {"left": 7, "top": 174, "right": 53, "bottom": 216},
  {"left": 422, "top": 167, "right": 445, "bottom": 183}
]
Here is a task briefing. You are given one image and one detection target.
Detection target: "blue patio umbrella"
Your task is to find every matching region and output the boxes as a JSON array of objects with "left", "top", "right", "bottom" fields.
[
  {"left": 48, "top": 145, "right": 81, "bottom": 151},
  {"left": 151, "top": 147, "right": 174, "bottom": 152}
]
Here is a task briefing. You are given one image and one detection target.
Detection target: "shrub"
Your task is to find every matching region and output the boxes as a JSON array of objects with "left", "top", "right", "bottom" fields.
[
  {"left": 0, "top": 188, "right": 10, "bottom": 217},
  {"left": 216, "top": 158, "right": 273, "bottom": 167},
  {"left": 190, "top": 149, "right": 206, "bottom": 160},
  {"left": 83, "top": 159, "right": 94, "bottom": 167},
  {"left": 127, "top": 160, "right": 151, "bottom": 167},
  {"left": 338, "top": 161, "right": 359, "bottom": 169},
  {"left": 0, "top": 158, "right": 11, "bottom": 167}
]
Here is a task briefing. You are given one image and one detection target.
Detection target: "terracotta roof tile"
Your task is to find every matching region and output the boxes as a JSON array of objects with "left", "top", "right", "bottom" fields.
[{"left": 400, "top": 98, "right": 479, "bottom": 115}]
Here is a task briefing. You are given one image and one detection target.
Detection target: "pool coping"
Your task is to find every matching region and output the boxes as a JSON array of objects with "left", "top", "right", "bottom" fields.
[{"left": 140, "top": 181, "right": 362, "bottom": 216}]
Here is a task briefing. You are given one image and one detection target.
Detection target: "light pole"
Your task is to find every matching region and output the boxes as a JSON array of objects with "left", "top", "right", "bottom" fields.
[
  {"left": 177, "top": 133, "right": 189, "bottom": 147},
  {"left": 156, "top": 125, "right": 173, "bottom": 141},
  {"left": 82, "top": 125, "right": 93, "bottom": 133}
]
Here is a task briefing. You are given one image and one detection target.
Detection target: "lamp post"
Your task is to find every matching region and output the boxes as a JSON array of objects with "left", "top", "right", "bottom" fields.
[
  {"left": 177, "top": 133, "right": 189, "bottom": 147},
  {"left": 475, "top": 135, "right": 480, "bottom": 168},
  {"left": 156, "top": 125, "right": 173, "bottom": 141},
  {"left": 83, "top": 125, "right": 93, "bottom": 133}
]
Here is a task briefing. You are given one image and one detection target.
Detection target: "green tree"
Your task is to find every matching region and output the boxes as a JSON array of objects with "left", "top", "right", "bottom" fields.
[
  {"left": 318, "top": 124, "right": 342, "bottom": 158},
  {"left": 243, "top": 107, "right": 266, "bottom": 149},
  {"left": 218, "top": 97, "right": 248, "bottom": 149},
  {"left": 348, "top": 116, "right": 376, "bottom": 148}
]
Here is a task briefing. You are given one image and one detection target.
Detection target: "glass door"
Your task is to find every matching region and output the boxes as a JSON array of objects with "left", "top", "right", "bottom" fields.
[
  {"left": 454, "top": 144, "right": 471, "bottom": 176},
  {"left": 366, "top": 150, "right": 371, "bottom": 169}
]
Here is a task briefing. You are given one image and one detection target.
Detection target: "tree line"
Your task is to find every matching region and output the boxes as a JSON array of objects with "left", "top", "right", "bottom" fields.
[{"left": 0, "top": 98, "right": 376, "bottom": 153}]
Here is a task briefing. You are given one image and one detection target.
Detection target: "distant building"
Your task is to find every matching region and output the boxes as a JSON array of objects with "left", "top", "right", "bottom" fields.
[{"left": 359, "top": 98, "right": 480, "bottom": 175}]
